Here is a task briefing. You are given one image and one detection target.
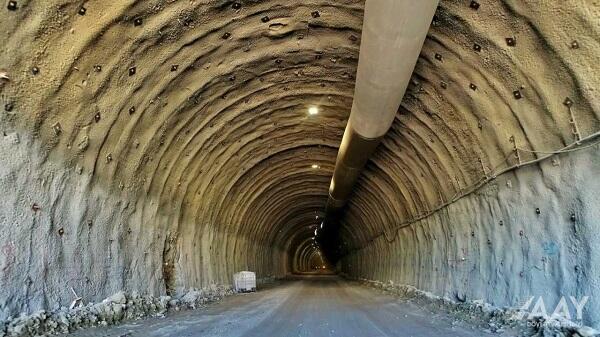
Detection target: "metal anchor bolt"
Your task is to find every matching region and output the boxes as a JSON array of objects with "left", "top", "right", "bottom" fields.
[
  {"left": 52, "top": 122, "right": 62, "bottom": 135},
  {"left": 513, "top": 90, "right": 522, "bottom": 99},
  {"left": 571, "top": 40, "right": 579, "bottom": 49}
]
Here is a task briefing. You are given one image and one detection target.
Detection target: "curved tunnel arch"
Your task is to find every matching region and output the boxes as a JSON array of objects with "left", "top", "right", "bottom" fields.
[{"left": 1, "top": 0, "right": 599, "bottom": 329}]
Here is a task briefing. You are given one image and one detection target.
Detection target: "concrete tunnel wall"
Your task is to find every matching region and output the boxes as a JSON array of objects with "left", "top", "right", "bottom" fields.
[{"left": 0, "top": 0, "right": 599, "bottom": 328}]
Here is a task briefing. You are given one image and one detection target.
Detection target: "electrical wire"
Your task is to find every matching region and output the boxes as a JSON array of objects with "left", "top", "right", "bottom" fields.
[{"left": 373, "top": 130, "right": 600, "bottom": 245}]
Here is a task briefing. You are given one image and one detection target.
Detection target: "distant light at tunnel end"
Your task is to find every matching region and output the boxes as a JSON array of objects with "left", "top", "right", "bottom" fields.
[{"left": 308, "top": 106, "right": 319, "bottom": 115}]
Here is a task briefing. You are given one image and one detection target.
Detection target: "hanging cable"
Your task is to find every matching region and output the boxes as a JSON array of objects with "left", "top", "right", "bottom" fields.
[{"left": 353, "top": 130, "right": 600, "bottom": 249}]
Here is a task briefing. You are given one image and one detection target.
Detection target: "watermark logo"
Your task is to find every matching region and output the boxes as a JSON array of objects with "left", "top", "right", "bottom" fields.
[{"left": 515, "top": 296, "right": 589, "bottom": 321}]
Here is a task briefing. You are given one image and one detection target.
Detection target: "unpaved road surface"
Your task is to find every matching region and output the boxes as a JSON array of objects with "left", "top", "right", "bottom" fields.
[{"left": 67, "top": 275, "right": 509, "bottom": 337}]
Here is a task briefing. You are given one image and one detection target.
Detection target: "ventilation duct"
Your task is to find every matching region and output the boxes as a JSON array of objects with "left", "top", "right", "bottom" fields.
[{"left": 320, "top": 0, "right": 440, "bottom": 256}]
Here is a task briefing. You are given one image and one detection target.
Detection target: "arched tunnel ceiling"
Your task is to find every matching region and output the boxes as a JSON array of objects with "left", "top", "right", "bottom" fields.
[
  {"left": 1, "top": 0, "right": 599, "bottom": 295},
  {"left": 2, "top": 0, "right": 362, "bottom": 267},
  {"left": 339, "top": 0, "right": 599, "bottom": 251}
]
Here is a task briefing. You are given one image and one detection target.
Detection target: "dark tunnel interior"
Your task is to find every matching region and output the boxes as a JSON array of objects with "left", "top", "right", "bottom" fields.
[{"left": 1, "top": 0, "right": 600, "bottom": 335}]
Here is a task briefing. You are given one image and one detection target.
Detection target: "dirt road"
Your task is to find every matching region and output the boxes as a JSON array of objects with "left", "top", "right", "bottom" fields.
[{"left": 67, "top": 275, "right": 507, "bottom": 337}]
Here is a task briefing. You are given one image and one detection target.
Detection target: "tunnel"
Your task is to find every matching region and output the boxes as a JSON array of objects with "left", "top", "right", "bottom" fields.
[{"left": 1, "top": 0, "right": 599, "bottom": 336}]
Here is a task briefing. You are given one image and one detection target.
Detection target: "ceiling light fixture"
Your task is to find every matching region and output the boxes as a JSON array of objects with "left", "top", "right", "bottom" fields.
[
  {"left": 308, "top": 106, "right": 319, "bottom": 115},
  {"left": 311, "top": 164, "right": 320, "bottom": 169}
]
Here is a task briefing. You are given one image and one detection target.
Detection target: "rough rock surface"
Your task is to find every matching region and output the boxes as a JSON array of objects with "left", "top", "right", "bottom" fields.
[
  {"left": 357, "top": 278, "right": 600, "bottom": 337},
  {"left": 0, "top": 285, "right": 234, "bottom": 337},
  {"left": 342, "top": 144, "right": 600, "bottom": 328}
]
